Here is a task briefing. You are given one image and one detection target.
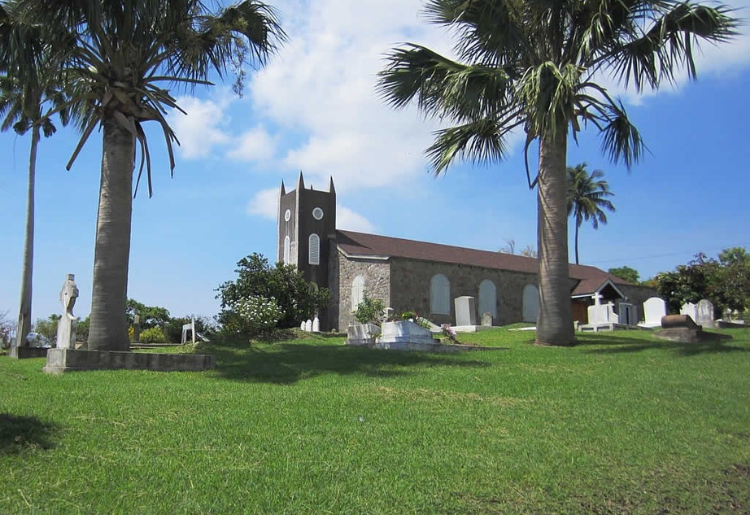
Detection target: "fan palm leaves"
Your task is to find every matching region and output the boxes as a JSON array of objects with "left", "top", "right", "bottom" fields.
[
  {"left": 7, "top": 0, "right": 285, "bottom": 350},
  {"left": 567, "top": 163, "right": 615, "bottom": 265},
  {"left": 378, "top": 0, "right": 737, "bottom": 345},
  {"left": 0, "top": 1, "right": 73, "bottom": 348}
]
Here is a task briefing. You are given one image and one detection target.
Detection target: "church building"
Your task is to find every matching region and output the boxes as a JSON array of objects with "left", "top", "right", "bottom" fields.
[{"left": 277, "top": 174, "right": 654, "bottom": 331}]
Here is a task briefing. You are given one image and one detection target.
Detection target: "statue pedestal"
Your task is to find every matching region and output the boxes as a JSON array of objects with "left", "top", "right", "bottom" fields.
[{"left": 43, "top": 349, "right": 215, "bottom": 374}]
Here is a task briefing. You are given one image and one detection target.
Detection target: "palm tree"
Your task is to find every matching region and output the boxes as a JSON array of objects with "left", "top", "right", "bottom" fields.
[
  {"left": 378, "top": 0, "right": 736, "bottom": 345},
  {"left": 0, "top": 2, "right": 71, "bottom": 348},
  {"left": 567, "top": 163, "right": 615, "bottom": 265},
  {"left": 13, "top": 0, "right": 285, "bottom": 351}
]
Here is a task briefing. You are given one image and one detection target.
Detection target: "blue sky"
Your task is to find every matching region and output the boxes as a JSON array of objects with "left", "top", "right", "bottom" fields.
[{"left": 1, "top": 0, "right": 749, "bottom": 323}]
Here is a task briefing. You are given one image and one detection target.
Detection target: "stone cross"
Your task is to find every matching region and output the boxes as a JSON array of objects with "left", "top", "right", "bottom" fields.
[{"left": 56, "top": 274, "right": 79, "bottom": 349}]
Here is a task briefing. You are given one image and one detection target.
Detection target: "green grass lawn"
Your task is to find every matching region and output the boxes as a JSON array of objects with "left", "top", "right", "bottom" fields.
[{"left": 1, "top": 327, "right": 749, "bottom": 514}]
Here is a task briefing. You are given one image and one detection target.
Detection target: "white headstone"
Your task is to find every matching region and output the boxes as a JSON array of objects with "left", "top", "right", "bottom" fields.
[
  {"left": 640, "top": 297, "right": 666, "bottom": 328},
  {"left": 305, "top": 319, "right": 312, "bottom": 332},
  {"left": 680, "top": 302, "right": 697, "bottom": 322},
  {"left": 454, "top": 296, "right": 477, "bottom": 326},
  {"left": 588, "top": 302, "right": 619, "bottom": 325},
  {"left": 312, "top": 316, "right": 320, "bottom": 332},
  {"left": 300, "top": 321, "right": 305, "bottom": 331},
  {"left": 481, "top": 312, "right": 493, "bottom": 327},
  {"left": 56, "top": 274, "right": 80, "bottom": 349},
  {"left": 695, "top": 299, "right": 715, "bottom": 328}
]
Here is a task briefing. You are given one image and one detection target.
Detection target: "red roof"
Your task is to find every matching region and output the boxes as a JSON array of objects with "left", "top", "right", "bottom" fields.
[{"left": 335, "top": 230, "right": 632, "bottom": 296}]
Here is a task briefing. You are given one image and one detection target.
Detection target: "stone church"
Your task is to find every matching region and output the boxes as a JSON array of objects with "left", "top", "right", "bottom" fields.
[{"left": 277, "top": 174, "right": 654, "bottom": 331}]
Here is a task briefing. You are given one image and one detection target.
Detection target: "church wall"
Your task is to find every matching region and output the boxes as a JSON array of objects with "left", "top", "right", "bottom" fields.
[
  {"left": 616, "top": 284, "right": 658, "bottom": 321},
  {"left": 388, "top": 258, "right": 538, "bottom": 326},
  {"left": 331, "top": 252, "right": 391, "bottom": 331}
]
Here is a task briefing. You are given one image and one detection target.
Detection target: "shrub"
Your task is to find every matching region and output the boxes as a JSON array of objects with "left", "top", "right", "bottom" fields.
[
  {"left": 216, "top": 253, "right": 328, "bottom": 329},
  {"left": 139, "top": 327, "right": 167, "bottom": 343},
  {"left": 225, "top": 296, "right": 283, "bottom": 337},
  {"left": 353, "top": 295, "right": 385, "bottom": 325}
]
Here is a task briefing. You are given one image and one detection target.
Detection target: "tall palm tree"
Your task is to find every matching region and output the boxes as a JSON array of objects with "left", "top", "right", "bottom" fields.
[
  {"left": 567, "top": 163, "right": 615, "bottom": 265},
  {"left": 13, "top": 0, "right": 285, "bottom": 351},
  {"left": 0, "top": 2, "right": 71, "bottom": 348},
  {"left": 378, "top": 0, "right": 736, "bottom": 345}
]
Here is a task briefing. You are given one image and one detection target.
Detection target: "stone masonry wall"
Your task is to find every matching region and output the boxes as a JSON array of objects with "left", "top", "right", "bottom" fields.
[
  {"left": 389, "top": 258, "right": 539, "bottom": 326},
  {"left": 332, "top": 252, "right": 391, "bottom": 331},
  {"left": 617, "top": 284, "right": 658, "bottom": 321}
]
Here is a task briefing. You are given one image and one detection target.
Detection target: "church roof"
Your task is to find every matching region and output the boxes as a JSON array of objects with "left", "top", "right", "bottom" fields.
[{"left": 335, "top": 230, "right": 633, "bottom": 296}]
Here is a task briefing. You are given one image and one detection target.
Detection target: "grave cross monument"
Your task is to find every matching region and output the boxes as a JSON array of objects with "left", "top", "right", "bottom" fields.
[{"left": 56, "top": 274, "right": 79, "bottom": 349}]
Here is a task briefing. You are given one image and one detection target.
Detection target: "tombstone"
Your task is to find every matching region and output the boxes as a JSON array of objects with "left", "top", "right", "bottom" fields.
[
  {"left": 383, "top": 307, "right": 394, "bottom": 322},
  {"left": 695, "top": 299, "right": 715, "bottom": 328},
  {"left": 481, "top": 312, "right": 493, "bottom": 327},
  {"left": 639, "top": 297, "right": 666, "bottom": 328},
  {"left": 312, "top": 316, "right": 320, "bottom": 332},
  {"left": 133, "top": 315, "right": 141, "bottom": 342},
  {"left": 56, "top": 274, "right": 79, "bottom": 349},
  {"left": 300, "top": 320, "right": 306, "bottom": 331},
  {"left": 680, "top": 302, "right": 697, "bottom": 322},
  {"left": 304, "top": 319, "right": 312, "bottom": 332},
  {"left": 454, "top": 296, "right": 477, "bottom": 326},
  {"left": 346, "top": 323, "right": 381, "bottom": 346},
  {"left": 588, "top": 302, "right": 618, "bottom": 326},
  {"left": 654, "top": 314, "right": 732, "bottom": 343},
  {"left": 181, "top": 317, "right": 196, "bottom": 344}
]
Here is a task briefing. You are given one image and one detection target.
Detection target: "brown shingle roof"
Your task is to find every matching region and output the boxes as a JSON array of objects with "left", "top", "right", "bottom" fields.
[{"left": 335, "top": 230, "right": 632, "bottom": 296}]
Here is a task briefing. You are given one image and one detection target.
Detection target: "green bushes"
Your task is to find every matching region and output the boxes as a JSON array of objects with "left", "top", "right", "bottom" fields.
[
  {"left": 223, "top": 296, "right": 283, "bottom": 337},
  {"left": 139, "top": 327, "right": 167, "bottom": 343},
  {"left": 353, "top": 295, "right": 385, "bottom": 325}
]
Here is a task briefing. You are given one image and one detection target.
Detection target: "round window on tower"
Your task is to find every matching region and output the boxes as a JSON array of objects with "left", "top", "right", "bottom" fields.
[
  {"left": 312, "top": 207, "right": 324, "bottom": 220},
  {"left": 284, "top": 209, "right": 291, "bottom": 222}
]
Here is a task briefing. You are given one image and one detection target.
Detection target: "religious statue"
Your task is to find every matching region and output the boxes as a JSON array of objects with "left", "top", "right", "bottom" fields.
[{"left": 56, "top": 274, "right": 79, "bottom": 349}]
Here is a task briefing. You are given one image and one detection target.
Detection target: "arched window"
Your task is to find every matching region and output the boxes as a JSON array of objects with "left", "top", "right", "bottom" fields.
[
  {"left": 478, "top": 279, "right": 497, "bottom": 319},
  {"left": 522, "top": 284, "right": 539, "bottom": 323},
  {"left": 351, "top": 276, "right": 366, "bottom": 312},
  {"left": 430, "top": 274, "right": 450, "bottom": 315},
  {"left": 309, "top": 233, "right": 320, "bottom": 265},
  {"left": 283, "top": 236, "right": 291, "bottom": 265}
]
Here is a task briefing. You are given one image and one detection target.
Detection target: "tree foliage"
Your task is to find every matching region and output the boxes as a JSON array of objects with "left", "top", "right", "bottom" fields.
[
  {"left": 567, "top": 163, "right": 615, "bottom": 264},
  {"left": 216, "top": 253, "right": 329, "bottom": 330},
  {"left": 377, "top": 0, "right": 737, "bottom": 346},
  {"left": 656, "top": 248, "right": 750, "bottom": 316},
  {"left": 353, "top": 294, "right": 385, "bottom": 325},
  {"left": 609, "top": 266, "right": 640, "bottom": 284},
  {"left": 125, "top": 299, "right": 171, "bottom": 329}
]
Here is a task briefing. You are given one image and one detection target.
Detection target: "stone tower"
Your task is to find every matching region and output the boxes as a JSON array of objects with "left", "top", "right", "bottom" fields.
[{"left": 277, "top": 173, "right": 337, "bottom": 324}]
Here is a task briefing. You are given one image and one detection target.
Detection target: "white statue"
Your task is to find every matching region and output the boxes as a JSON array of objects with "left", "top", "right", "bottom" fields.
[{"left": 56, "top": 274, "right": 79, "bottom": 349}]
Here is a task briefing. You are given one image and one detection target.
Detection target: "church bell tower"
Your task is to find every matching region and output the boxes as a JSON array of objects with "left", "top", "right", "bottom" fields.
[{"left": 277, "top": 172, "right": 337, "bottom": 302}]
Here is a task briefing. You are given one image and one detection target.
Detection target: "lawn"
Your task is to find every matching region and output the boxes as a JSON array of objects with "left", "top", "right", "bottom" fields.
[{"left": 1, "top": 327, "right": 748, "bottom": 514}]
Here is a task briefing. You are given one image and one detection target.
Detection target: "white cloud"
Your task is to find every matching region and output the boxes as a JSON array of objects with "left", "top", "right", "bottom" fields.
[
  {"left": 169, "top": 96, "right": 231, "bottom": 159},
  {"left": 246, "top": 187, "right": 279, "bottom": 219},
  {"left": 226, "top": 125, "right": 278, "bottom": 162},
  {"left": 337, "top": 206, "right": 376, "bottom": 233}
]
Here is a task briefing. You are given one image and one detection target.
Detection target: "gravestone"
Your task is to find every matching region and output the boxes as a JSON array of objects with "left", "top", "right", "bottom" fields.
[
  {"left": 680, "top": 302, "right": 697, "bottom": 322},
  {"left": 133, "top": 315, "right": 141, "bottom": 342},
  {"left": 346, "top": 323, "right": 381, "bottom": 346},
  {"left": 695, "top": 299, "right": 715, "bottom": 328},
  {"left": 300, "top": 321, "right": 305, "bottom": 331},
  {"left": 481, "top": 312, "right": 493, "bottom": 327},
  {"left": 312, "top": 316, "right": 320, "bottom": 332},
  {"left": 454, "top": 296, "right": 477, "bottom": 326},
  {"left": 587, "top": 302, "right": 618, "bottom": 326},
  {"left": 304, "top": 319, "right": 312, "bottom": 332},
  {"left": 654, "top": 314, "right": 732, "bottom": 343},
  {"left": 639, "top": 297, "right": 666, "bottom": 328},
  {"left": 56, "top": 274, "right": 79, "bottom": 349}
]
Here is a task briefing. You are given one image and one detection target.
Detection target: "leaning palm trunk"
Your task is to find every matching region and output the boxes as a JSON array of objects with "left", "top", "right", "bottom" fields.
[
  {"left": 574, "top": 221, "right": 580, "bottom": 265},
  {"left": 87, "top": 119, "right": 134, "bottom": 351},
  {"left": 14, "top": 124, "right": 39, "bottom": 347},
  {"left": 536, "top": 125, "right": 575, "bottom": 345}
]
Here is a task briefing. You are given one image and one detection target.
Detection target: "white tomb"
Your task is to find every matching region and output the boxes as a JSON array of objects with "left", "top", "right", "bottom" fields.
[{"left": 639, "top": 297, "right": 667, "bottom": 328}]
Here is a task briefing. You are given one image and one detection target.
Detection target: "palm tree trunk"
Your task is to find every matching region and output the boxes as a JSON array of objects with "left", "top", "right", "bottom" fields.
[
  {"left": 87, "top": 117, "right": 134, "bottom": 351},
  {"left": 536, "top": 123, "right": 576, "bottom": 346},
  {"left": 574, "top": 222, "right": 580, "bottom": 265},
  {"left": 14, "top": 124, "right": 39, "bottom": 348}
]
